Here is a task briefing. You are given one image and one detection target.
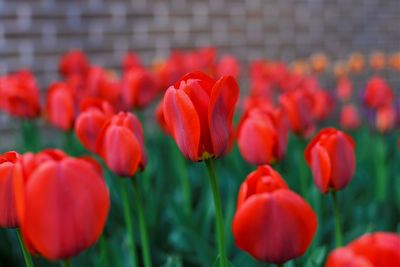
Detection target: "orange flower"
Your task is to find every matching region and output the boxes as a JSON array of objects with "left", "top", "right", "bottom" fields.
[
  {"left": 305, "top": 128, "right": 355, "bottom": 193},
  {"left": 75, "top": 98, "right": 115, "bottom": 152},
  {"left": 237, "top": 106, "right": 288, "bottom": 165},
  {"left": 96, "top": 112, "right": 147, "bottom": 176},
  {"left": 163, "top": 71, "right": 239, "bottom": 161},
  {"left": 232, "top": 165, "right": 317, "bottom": 264},
  {"left": 46, "top": 82, "right": 75, "bottom": 131},
  {"left": 326, "top": 232, "right": 400, "bottom": 267},
  {"left": 376, "top": 105, "right": 396, "bottom": 133},
  {"left": 14, "top": 150, "right": 109, "bottom": 260}
]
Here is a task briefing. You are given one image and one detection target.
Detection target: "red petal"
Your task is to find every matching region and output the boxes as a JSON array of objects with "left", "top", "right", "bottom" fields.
[
  {"left": 326, "top": 247, "right": 374, "bottom": 267},
  {"left": 311, "top": 144, "right": 331, "bottom": 193},
  {"left": 163, "top": 87, "right": 200, "bottom": 161},
  {"left": 208, "top": 76, "right": 239, "bottom": 157}
]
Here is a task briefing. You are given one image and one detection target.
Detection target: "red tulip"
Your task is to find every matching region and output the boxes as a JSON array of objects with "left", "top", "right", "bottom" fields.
[
  {"left": 0, "top": 70, "right": 40, "bottom": 118},
  {"left": 75, "top": 98, "right": 115, "bottom": 152},
  {"left": 122, "top": 68, "right": 159, "bottom": 109},
  {"left": 163, "top": 71, "right": 239, "bottom": 161},
  {"left": 216, "top": 55, "right": 240, "bottom": 79},
  {"left": 232, "top": 165, "right": 317, "bottom": 264},
  {"left": 363, "top": 76, "right": 394, "bottom": 110},
  {"left": 279, "top": 89, "right": 315, "bottom": 137},
  {"left": 46, "top": 82, "right": 75, "bottom": 131},
  {"left": 59, "top": 50, "right": 90, "bottom": 78},
  {"left": 155, "top": 101, "right": 169, "bottom": 134},
  {"left": 336, "top": 77, "right": 353, "bottom": 102},
  {"left": 0, "top": 151, "right": 21, "bottom": 228},
  {"left": 122, "top": 52, "right": 143, "bottom": 73},
  {"left": 375, "top": 105, "right": 396, "bottom": 133},
  {"left": 340, "top": 104, "right": 361, "bottom": 130},
  {"left": 326, "top": 248, "right": 374, "bottom": 267},
  {"left": 305, "top": 128, "right": 355, "bottom": 193},
  {"left": 96, "top": 112, "right": 147, "bottom": 177},
  {"left": 15, "top": 151, "right": 109, "bottom": 260},
  {"left": 237, "top": 106, "right": 288, "bottom": 165},
  {"left": 326, "top": 232, "right": 400, "bottom": 267}
]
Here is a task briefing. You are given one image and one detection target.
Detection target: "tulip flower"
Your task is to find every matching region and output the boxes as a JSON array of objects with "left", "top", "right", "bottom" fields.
[
  {"left": 305, "top": 128, "right": 355, "bottom": 247},
  {"left": 310, "top": 52, "right": 329, "bottom": 73},
  {"left": 15, "top": 150, "right": 109, "bottom": 261},
  {"left": 348, "top": 53, "right": 365, "bottom": 73},
  {"left": 46, "top": 82, "right": 75, "bottom": 131},
  {"left": 122, "top": 68, "right": 159, "bottom": 109},
  {"left": 0, "top": 70, "right": 40, "bottom": 118},
  {"left": 336, "top": 77, "right": 353, "bottom": 102},
  {"left": 216, "top": 55, "right": 240, "bottom": 79},
  {"left": 375, "top": 105, "right": 396, "bottom": 133},
  {"left": 0, "top": 151, "right": 21, "bottom": 228},
  {"left": 163, "top": 71, "right": 239, "bottom": 161},
  {"left": 279, "top": 89, "right": 315, "bottom": 137},
  {"left": 96, "top": 112, "right": 146, "bottom": 177},
  {"left": 155, "top": 101, "right": 168, "bottom": 134},
  {"left": 75, "top": 98, "right": 115, "bottom": 152},
  {"left": 326, "top": 232, "right": 400, "bottom": 266},
  {"left": 122, "top": 52, "right": 143, "bottom": 73},
  {"left": 58, "top": 50, "right": 90, "bottom": 78},
  {"left": 369, "top": 51, "right": 386, "bottom": 71},
  {"left": 232, "top": 165, "right": 317, "bottom": 265},
  {"left": 305, "top": 128, "right": 355, "bottom": 193},
  {"left": 237, "top": 106, "right": 288, "bottom": 165},
  {"left": 340, "top": 104, "right": 361, "bottom": 130},
  {"left": 363, "top": 76, "right": 394, "bottom": 110}
]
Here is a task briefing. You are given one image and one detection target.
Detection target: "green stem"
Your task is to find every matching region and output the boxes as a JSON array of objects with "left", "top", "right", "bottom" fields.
[
  {"left": 172, "top": 143, "right": 192, "bottom": 216},
  {"left": 375, "top": 135, "right": 387, "bottom": 202},
  {"left": 205, "top": 159, "right": 228, "bottom": 267},
  {"left": 62, "top": 259, "right": 72, "bottom": 267},
  {"left": 118, "top": 178, "right": 138, "bottom": 267},
  {"left": 277, "top": 264, "right": 284, "bottom": 267},
  {"left": 99, "top": 234, "right": 109, "bottom": 267},
  {"left": 20, "top": 119, "right": 39, "bottom": 152},
  {"left": 16, "top": 229, "right": 34, "bottom": 267},
  {"left": 132, "top": 177, "right": 153, "bottom": 267},
  {"left": 331, "top": 191, "right": 343, "bottom": 247}
]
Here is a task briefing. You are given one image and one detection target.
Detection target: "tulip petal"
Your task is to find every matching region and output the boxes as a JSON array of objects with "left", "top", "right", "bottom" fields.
[
  {"left": 22, "top": 159, "right": 109, "bottom": 260},
  {"left": 311, "top": 144, "right": 331, "bottom": 193},
  {"left": 326, "top": 132, "right": 355, "bottom": 190},
  {"left": 0, "top": 162, "right": 18, "bottom": 227},
  {"left": 208, "top": 76, "right": 239, "bottom": 156},
  {"left": 232, "top": 190, "right": 317, "bottom": 264},
  {"left": 163, "top": 87, "right": 201, "bottom": 161},
  {"left": 326, "top": 248, "right": 374, "bottom": 267}
]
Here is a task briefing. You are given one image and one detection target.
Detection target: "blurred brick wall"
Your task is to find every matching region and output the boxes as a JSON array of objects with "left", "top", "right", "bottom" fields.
[{"left": 1, "top": 0, "right": 399, "bottom": 86}]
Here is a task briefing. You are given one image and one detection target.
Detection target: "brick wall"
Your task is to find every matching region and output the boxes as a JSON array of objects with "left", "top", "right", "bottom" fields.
[
  {"left": 0, "top": 0, "right": 399, "bottom": 143},
  {"left": 1, "top": 0, "right": 399, "bottom": 86}
]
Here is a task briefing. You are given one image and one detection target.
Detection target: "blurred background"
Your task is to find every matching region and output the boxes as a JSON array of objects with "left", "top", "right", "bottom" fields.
[{"left": 1, "top": 0, "right": 400, "bottom": 84}]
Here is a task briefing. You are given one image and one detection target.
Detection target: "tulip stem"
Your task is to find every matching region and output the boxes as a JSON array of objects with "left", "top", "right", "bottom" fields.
[
  {"left": 277, "top": 264, "right": 284, "bottom": 267},
  {"left": 331, "top": 191, "right": 343, "bottom": 247},
  {"left": 16, "top": 229, "right": 34, "bottom": 267},
  {"left": 20, "top": 119, "right": 39, "bottom": 152},
  {"left": 131, "top": 177, "right": 153, "bottom": 267},
  {"left": 118, "top": 178, "right": 138, "bottom": 267},
  {"left": 205, "top": 159, "right": 228, "bottom": 267},
  {"left": 62, "top": 259, "right": 72, "bottom": 267}
]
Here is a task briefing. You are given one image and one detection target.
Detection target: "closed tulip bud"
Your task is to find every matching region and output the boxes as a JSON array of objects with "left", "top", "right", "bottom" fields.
[
  {"left": 232, "top": 165, "right": 317, "bottom": 264},
  {"left": 163, "top": 71, "right": 239, "bottom": 161},
  {"left": 155, "top": 101, "right": 169, "bottom": 134},
  {"left": 46, "top": 82, "right": 75, "bottom": 131},
  {"left": 305, "top": 128, "right": 355, "bottom": 193},
  {"left": 340, "top": 104, "right": 361, "bottom": 130},
  {"left": 336, "top": 77, "right": 353, "bottom": 101},
  {"left": 58, "top": 50, "right": 90, "bottom": 78},
  {"left": 15, "top": 152, "right": 109, "bottom": 260},
  {"left": 0, "top": 151, "right": 21, "bottom": 228},
  {"left": 75, "top": 98, "right": 115, "bottom": 152},
  {"left": 122, "top": 68, "right": 159, "bottom": 109},
  {"left": 85, "top": 66, "right": 121, "bottom": 106},
  {"left": 369, "top": 51, "right": 386, "bottom": 71},
  {"left": 237, "top": 106, "right": 288, "bottom": 165},
  {"left": 0, "top": 70, "right": 41, "bottom": 118},
  {"left": 122, "top": 52, "right": 143, "bottom": 73},
  {"left": 216, "top": 55, "right": 240, "bottom": 80},
  {"left": 310, "top": 52, "right": 329, "bottom": 73},
  {"left": 96, "top": 112, "right": 147, "bottom": 177},
  {"left": 348, "top": 53, "right": 365, "bottom": 73},
  {"left": 376, "top": 105, "right": 396, "bottom": 133},
  {"left": 326, "top": 232, "right": 400, "bottom": 267},
  {"left": 279, "top": 89, "right": 315, "bottom": 137},
  {"left": 363, "top": 76, "right": 394, "bottom": 110}
]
